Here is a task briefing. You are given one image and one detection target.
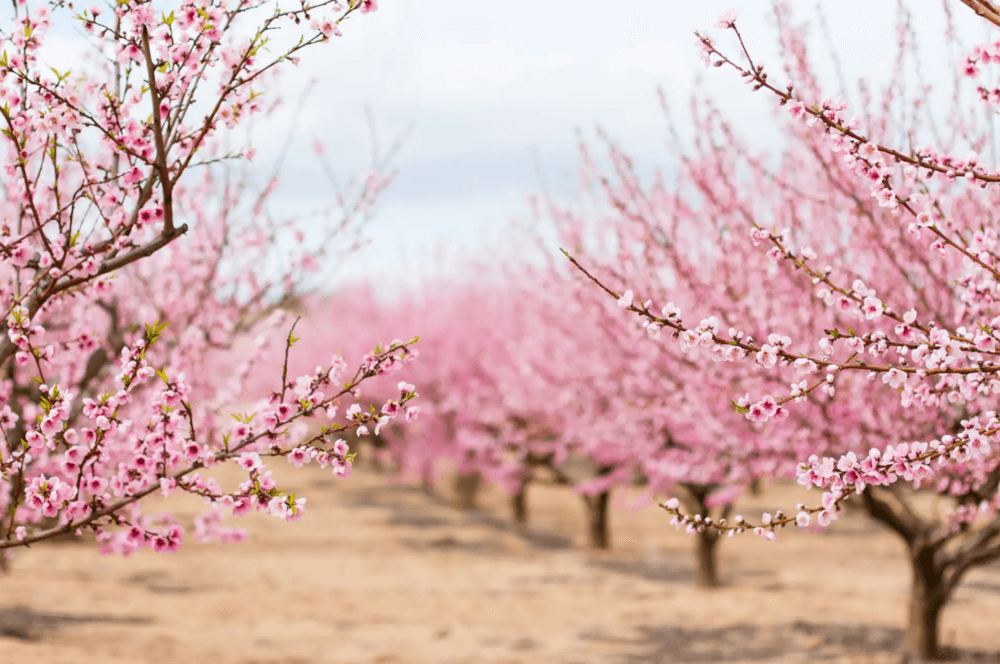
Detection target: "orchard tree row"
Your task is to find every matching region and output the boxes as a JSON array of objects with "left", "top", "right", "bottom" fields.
[{"left": 3, "top": 0, "right": 1000, "bottom": 662}]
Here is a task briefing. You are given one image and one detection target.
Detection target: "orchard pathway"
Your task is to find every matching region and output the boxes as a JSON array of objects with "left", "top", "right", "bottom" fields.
[{"left": 2, "top": 464, "right": 1000, "bottom": 663}]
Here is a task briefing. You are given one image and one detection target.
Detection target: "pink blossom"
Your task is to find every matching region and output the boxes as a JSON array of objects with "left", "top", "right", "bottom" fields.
[
  {"left": 715, "top": 8, "right": 738, "bottom": 28},
  {"left": 755, "top": 344, "right": 778, "bottom": 368},
  {"left": 287, "top": 447, "right": 310, "bottom": 467},
  {"left": 746, "top": 402, "right": 767, "bottom": 422},
  {"left": 759, "top": 395, "right": 778, "bottom": 418},
  {"left": 237, "top": 453, "right": 263, "bottom": 472},
  {"left": 862, "top": 296, "right": 884, "bottom": 320},
  {"left": 858, "top": 142, "right": 879, "bottom": 160}
]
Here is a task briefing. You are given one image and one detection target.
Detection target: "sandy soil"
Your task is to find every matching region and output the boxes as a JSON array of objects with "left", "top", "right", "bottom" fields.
[{"left": 2, "top": 462, "right": 1000, "bottom": 664}]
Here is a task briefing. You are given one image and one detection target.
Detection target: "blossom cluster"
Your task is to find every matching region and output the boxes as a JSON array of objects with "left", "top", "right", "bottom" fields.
[{"left": 1, "top": 327, "right": 418, "bottom": 554}]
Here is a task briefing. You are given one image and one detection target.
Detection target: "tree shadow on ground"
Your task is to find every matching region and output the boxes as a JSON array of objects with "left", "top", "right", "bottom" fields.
[
  {"left": 611, "top": 621, "right": 1000, "bottom": 663},
  {"left": 0, "top": 605, "right": 151, "bottom": 641},
  {"left": 616, "top": 621, "right": 900, "bottom": 662},
  {"left": 386, "top": 511, "right": 451, "bottom": 528},
  {"left": 461, "top": 509, "right": 574, "bottom": 551},
  {"left": 396, "top": 534, "right": 510, "bottom": 555},
  {"left": 586, "top": 557, "right": 697, "bottom": 584},
  {"left": 586, "top": 556, "right": 773, "bottom": 586},
  {"left": 123, "top": 571, "right": 205, "bottom": 595},
  {"left": 343, "top": 482, "right": 575, "bottom": 551}
]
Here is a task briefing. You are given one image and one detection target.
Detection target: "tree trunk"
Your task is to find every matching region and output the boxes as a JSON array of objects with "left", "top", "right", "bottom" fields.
[
  {"left": 420, "top": 463, "right": 434, "bottom": 495},
  {"left": 694, "top": 528, "right": 720, "bottom": 588},
  {"left": 583, "top": 491, "right": 610, "bottom": 550},
  {"left": 453, "top": 472, "right": 481, "bottom": 510},
  {"left": 510, "top": 485, "right": 528, "bottom": 526},
  {"left": 907, "top": 544, "right": 946, "bottom": 660},
  {"left": 677, "top": 483, "right": 728, "bottom": 588},
  {"left": 859, "top": 487, "right": 952, "bottom": 660}
]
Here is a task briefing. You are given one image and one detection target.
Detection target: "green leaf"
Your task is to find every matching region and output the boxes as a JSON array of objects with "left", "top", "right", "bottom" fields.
[{"left": 145, "top": 320, "right": 171, "bottom": 344}]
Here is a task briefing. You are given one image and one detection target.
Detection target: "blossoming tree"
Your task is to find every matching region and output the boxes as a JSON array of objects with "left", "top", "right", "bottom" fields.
[
  {"left": 566, "top": 3, "right": 1000, "bottom": 658},
  {"left": 296, "top": 271, "right": 642, "bottom": 547},
  {"left": 0, "top": 0, "right": 418, "bottom": 561}
]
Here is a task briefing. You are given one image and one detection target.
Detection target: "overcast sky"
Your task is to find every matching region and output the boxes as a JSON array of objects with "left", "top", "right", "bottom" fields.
[
  {"left": 39, "top": 1, "right": 990, "bottom": 291},
  {"left": 274, "top": 0, "right": 983, "bottom": 291}
]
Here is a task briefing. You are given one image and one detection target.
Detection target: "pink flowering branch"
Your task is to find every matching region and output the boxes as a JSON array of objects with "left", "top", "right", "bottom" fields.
[
  {"left": 0, "top": 325, "right": 418, "bottom": 551},
  {"left": 697, "top": 23, "right": 1000, "bottom": 285}
]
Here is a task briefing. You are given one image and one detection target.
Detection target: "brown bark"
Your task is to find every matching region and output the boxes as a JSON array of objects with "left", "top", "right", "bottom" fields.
[
  {"left": 510, "top": 485, "right": 528, "bottom": 526},
  {"left": 677, "top": 483, "right": 728, "bottom": 588},
  {"left": 583, "top": 491, "right": 610, "bottom": 549},
  {"left": 452, "top": 472, "right": 481, "bottom": 510},
  {"left": 907, "top": 545, "right": 945, "bottom": 660},
  {"left": 694, "top": 528, "right": 721, "bottom": 588}
]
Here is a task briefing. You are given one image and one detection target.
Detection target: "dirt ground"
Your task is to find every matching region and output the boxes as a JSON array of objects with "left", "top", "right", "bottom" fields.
[{"left": 2, "top": 462, "right": 1000, "bottom": 664}]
